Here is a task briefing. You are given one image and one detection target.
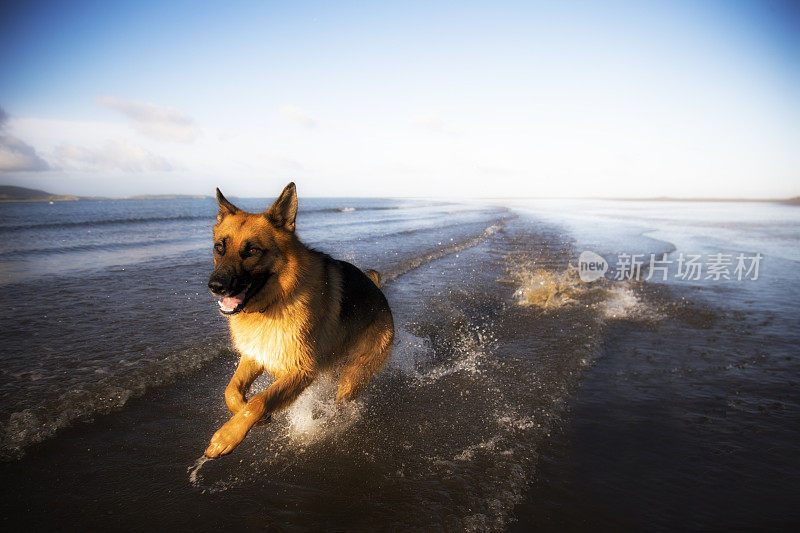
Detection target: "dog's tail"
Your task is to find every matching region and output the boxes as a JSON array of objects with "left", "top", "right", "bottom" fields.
[{"left": 364, "top": 269, "right": 381, "bottom": 288}]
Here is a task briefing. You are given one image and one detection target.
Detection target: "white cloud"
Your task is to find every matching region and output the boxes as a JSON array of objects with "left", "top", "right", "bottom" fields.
[
  {"left": 54, "top": 140, "right": 173, "bottom": 172},
  {"left": 0, "top": 135, "right": 51, "bottom": 171},
  {"left": 0, "top": 107, "right": 50, "bottom": 171},
  {"left": 95, "top": 96, "right": 199, "bottom": 142},
  {"left": 411, "top": 114, "right": 459, "bottom": 134},
  {"left": 473, "top": 161, "right": 514, "bottom": 176},
  {"left": 279, "top": 105, "right": 317, "bottom": 128}
]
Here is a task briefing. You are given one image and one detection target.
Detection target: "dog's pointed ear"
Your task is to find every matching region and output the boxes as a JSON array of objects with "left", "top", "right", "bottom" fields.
[
  {"left": 266, "top": 182, "right": 298, "bottom": 231},
  {"left": 216, "top": 188, "right": 239, "bottom": 222}
]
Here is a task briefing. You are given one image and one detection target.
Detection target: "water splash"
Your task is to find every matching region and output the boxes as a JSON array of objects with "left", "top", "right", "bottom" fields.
[
  {"left": 506, "top": 261, "right": 663, "bottom": 322},
  {"left": 283, "top": 376, "right": 364, "bottom": 443},
  {"left": 601, "top": 284, "right": 643, "bottom": 319},
  {"left": 187, "top": 455, "right": 211, "bottom": 487},
  {"left": 509, "top": 266, "right": 584, "bottom": 308}
]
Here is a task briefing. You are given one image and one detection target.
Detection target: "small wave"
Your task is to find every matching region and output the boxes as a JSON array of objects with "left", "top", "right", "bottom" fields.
[
  {"left": 382, "top": 219, "right": 509, "bottom": 284},
  {"left": 373, "top": 219, "right": 480, "bottom": 240},
  {"left": 4, "top": 236, "right": 198, "bottom": 258},
  {"left": 436, "top": 406, "right": 552, "bottom": 531},
  {"left": 1, "top": 214, "right": 209, "bottom": 232},
  {"left": 0, "top": 201, "right": 462, "bottom": 232},
  {"left": 303, "top": 205, "right": 391, "bottom": 214},
  {"left": 301, "top": 207, "right": 357, "bottom": 215},
  {"left": 0, "top": 344, "right": 229, "bottom": 460},
  {"left": 300, "top": 203, "right": 448, "bottom": 216}
]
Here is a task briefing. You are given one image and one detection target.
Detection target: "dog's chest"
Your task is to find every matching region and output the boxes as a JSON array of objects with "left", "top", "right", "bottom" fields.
[{"left": 230, "top": 315, "right": 301, "bottom": 376}]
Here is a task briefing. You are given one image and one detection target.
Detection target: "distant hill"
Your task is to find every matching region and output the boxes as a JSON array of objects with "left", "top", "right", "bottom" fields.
[
  {"left": 0, "top": 185, "right": 78, "bottom": 202},
  {"left": 0, "top": 186, "right": 211, "bottom": 202}
]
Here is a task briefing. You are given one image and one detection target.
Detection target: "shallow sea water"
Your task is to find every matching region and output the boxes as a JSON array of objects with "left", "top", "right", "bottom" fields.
[{"left": 0, "top": 197, "right": 797, "bottom": 530}]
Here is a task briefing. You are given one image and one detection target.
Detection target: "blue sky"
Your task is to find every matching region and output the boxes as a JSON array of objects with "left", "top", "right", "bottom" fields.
[{"left": 0, "top": 0, "right": 798, "bottom": 198}]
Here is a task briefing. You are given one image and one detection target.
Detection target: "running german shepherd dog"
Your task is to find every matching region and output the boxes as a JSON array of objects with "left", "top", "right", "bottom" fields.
[{"left": 204, "top": 183, "right": 394, "bottom": 457}]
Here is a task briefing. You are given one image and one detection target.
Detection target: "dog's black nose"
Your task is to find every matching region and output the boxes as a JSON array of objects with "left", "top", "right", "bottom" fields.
[{"left": 208, "top": 279, "right": 226, "bottom": 294}]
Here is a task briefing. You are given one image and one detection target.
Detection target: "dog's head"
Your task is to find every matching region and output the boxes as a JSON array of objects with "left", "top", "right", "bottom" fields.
[{"left": 208, "top": 182, "right": 299, "bottom": 315}]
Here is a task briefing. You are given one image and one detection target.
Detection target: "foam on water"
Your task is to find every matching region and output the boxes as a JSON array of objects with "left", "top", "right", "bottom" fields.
[
  {"left": 453, "top": 411, "right": 552, "bottom": 531},
  {"left": 0, "top": 343, "right": 226, "bottom": 460},
  {"left": 382, "top": 221, "right": 507, "bottom": 284}
]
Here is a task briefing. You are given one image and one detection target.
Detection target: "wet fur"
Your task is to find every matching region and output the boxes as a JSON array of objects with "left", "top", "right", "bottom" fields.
[{"left": 205, "top": 183, "right": 394, "bottom": 457}]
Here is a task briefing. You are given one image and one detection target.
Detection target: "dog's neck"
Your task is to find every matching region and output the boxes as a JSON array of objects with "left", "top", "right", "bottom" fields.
[{"left": 245, "top": 237, "right": 323, "bottom": 316}]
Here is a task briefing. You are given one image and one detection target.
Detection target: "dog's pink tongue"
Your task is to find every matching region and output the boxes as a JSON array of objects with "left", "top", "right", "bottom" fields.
[{"left": 218, "top": 290, "right": 246, "bottom": 312}]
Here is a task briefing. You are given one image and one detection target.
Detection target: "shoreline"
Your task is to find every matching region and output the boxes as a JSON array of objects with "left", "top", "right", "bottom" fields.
[{"left": 2, "top": 195, "right": 798, "bottom": 204}]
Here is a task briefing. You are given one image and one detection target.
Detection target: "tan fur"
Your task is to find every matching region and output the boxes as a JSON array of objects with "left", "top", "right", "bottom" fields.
[
  {"left": 204, "top": 184, "right": 394, "bottom": 457},
  {"left": 364, "top": 269, "right": 381, "bottom": 287}
]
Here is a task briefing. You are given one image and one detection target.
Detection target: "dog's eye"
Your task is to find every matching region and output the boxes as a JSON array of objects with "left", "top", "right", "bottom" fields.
[
  {"left": 246, "top": 247, "right": 262, "bottom": 257},
  {"left": 214, "top": 242, "right": 224, "bottom": 255}
]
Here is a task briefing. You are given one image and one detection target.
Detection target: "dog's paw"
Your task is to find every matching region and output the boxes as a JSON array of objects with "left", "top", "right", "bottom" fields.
[{"left": 204, "top": 418, "right": 250, "bottom": 458}]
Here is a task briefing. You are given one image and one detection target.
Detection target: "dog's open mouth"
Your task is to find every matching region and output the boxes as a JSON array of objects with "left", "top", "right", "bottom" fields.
[
  {"left": 217, "top": 286, "right": 250, "bottom": 315},
  {"left": 216, "top": 277, "right": 268, "bottom": 315}
]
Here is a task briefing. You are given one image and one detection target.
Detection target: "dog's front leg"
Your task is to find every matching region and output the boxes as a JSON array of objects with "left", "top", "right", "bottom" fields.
[
  {"left": 224, "top": 357, "right": 263, "bottom": 415},
  {"left": 205, "top": 371, "right": 313, "bottom": 458}
]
